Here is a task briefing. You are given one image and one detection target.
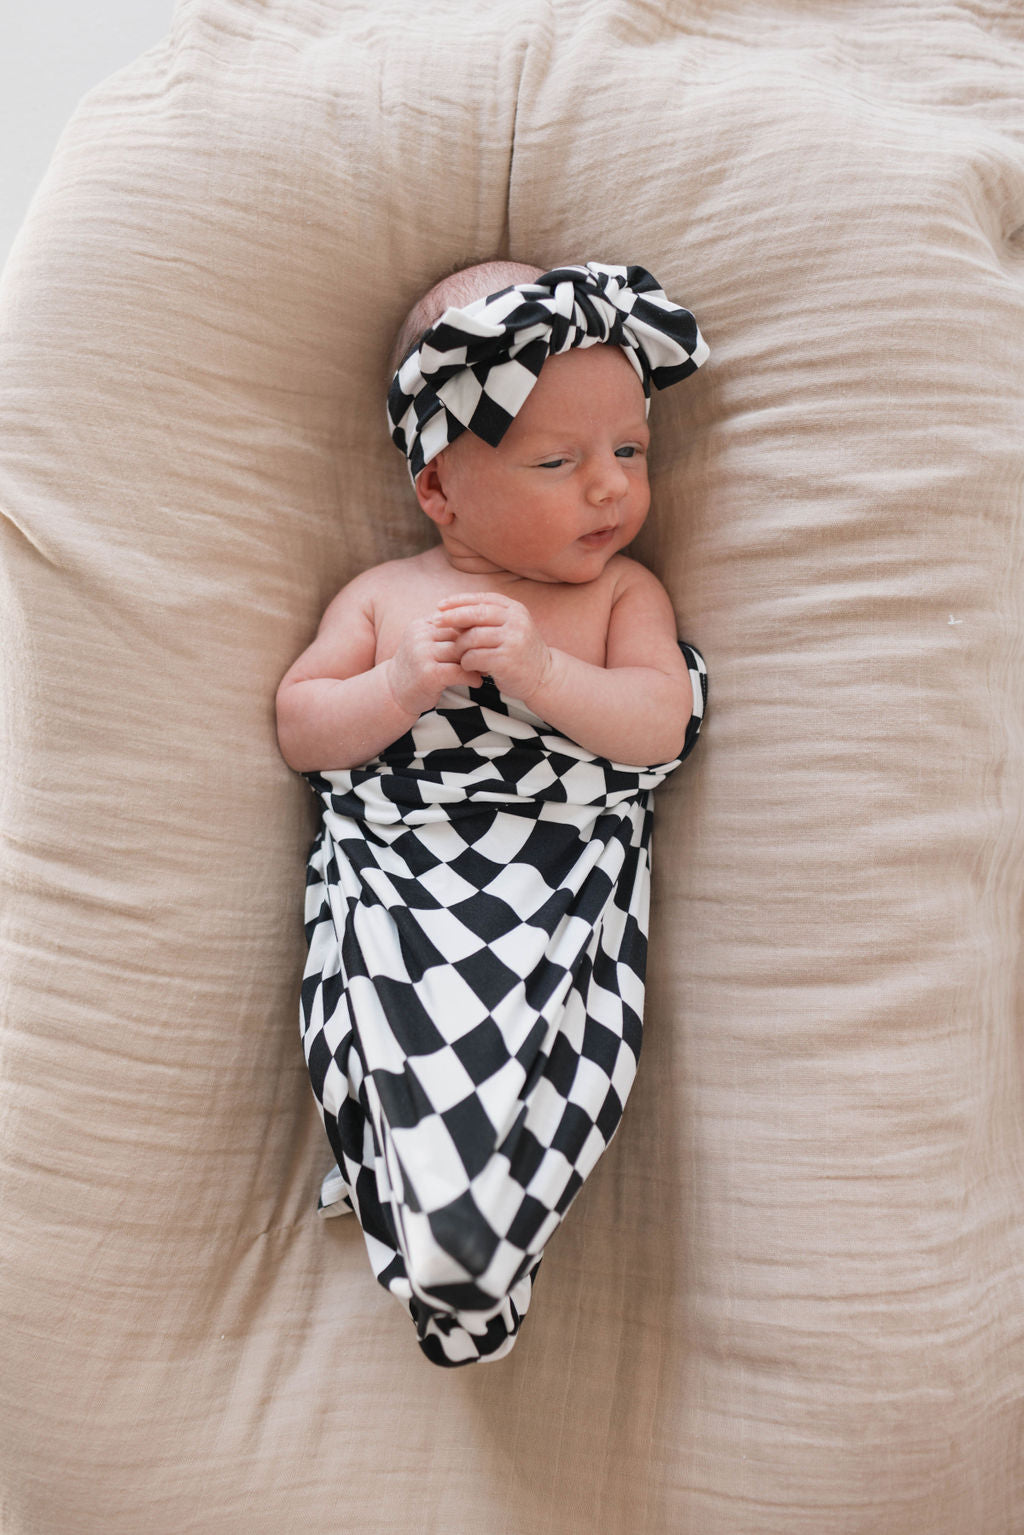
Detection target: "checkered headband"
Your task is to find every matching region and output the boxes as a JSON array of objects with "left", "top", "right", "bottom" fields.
[{"left": 387, "top": 262, "right": 709, "bottom": 481}]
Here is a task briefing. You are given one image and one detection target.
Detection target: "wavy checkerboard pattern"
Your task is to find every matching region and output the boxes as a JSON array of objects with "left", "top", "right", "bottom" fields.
[{"left": 301, "top": 646, "right": 706, "bottom": 1364}]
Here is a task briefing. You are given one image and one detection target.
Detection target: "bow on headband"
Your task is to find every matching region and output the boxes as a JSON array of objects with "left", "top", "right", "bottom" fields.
[{"left": 387, "top": 261, "right": 709, "bottom": 481}]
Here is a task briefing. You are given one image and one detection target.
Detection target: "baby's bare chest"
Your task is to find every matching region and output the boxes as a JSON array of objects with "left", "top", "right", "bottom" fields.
[{"left": 373, "top": 566, "right": 615, "bottom": 668}]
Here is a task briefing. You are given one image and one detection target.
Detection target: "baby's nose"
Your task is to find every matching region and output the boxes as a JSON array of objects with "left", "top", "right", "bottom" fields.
[{"left": 587, "top": 454, "right": 629, "bottom": 503}]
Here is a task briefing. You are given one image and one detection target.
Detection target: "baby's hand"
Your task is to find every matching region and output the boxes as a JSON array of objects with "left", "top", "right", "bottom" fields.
[
  {"left": 386, "top": 615, "right": 483, "bottom": 717},
  {"left": 436, "top": 593, "right": 552, "bottom": 702}
]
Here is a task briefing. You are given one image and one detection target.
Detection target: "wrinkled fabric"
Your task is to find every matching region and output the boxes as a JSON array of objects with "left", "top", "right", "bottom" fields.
[{"left": 2, "top": 0, "right": 1023, "bottom": 1530}]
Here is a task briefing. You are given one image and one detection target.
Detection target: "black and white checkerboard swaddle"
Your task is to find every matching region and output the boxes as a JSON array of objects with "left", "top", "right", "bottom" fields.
[{"left": 300, "top": 647, "right": 707, "bottom": 1366}]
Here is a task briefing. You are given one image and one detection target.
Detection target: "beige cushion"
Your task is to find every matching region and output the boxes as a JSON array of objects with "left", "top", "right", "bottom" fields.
[{"left": 1, "top": 3, "right": 1022, "bottom": 1530}]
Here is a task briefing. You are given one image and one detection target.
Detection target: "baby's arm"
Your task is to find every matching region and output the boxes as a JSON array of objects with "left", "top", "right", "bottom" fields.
[
  {"left": 276, "top": 571, "right": 482, "bottom": 772},
  {"left": 438, "top": 563, "right": 694, "bottom": 765}
]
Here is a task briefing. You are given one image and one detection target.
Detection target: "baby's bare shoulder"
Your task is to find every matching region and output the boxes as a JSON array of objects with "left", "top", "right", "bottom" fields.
[
  {"left": 343, "top": 553, "right": 430, "bottom": 595},
  {"left": 605, "top": 553, "right": 671, "bottom": 600},
  {"left": 322, "top": 552, "right": 433, "bottom": 618}
]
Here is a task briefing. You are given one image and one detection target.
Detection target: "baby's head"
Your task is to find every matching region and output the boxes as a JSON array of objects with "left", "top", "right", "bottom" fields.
[
  {"left": 388, "top": 260, "right": 545, "bottom": 381},
  {"left": 386, "top": 261, "right": 709, "bottom": 581}
]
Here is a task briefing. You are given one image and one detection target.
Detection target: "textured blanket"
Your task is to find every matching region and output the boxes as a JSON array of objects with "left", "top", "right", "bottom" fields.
[{"left": 301, "top": 646, "right": 707, "bottom": 1364}]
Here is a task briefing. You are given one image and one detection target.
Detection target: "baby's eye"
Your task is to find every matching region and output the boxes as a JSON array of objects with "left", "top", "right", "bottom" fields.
[
  {"left": 536, "top": 458, "right": 567, "bottom": 469},
  {"left": 615, "top": 444, "right": 643, "bottom": 459}
]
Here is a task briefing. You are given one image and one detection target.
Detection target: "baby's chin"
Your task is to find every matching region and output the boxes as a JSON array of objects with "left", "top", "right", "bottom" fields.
[
  {"left": 532, "top": 554, "right": 628, "bottom": 586},
  {"left": 436, "top": 534, "right": 628, "bottom": 585}
]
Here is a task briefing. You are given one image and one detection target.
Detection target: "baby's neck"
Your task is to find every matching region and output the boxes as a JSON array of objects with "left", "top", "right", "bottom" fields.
[{"left": 424, "top": 542, "right": 551, "bottom": 588}]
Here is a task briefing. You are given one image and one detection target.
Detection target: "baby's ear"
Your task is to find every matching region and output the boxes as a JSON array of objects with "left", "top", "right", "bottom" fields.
[{"left": 414, "top": 459, "right": 454, "bottom": 525}]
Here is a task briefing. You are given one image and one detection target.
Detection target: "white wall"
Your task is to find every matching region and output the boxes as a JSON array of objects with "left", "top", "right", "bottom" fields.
[{"left": 1, "top": 3, "right": 173, "bottom": 269}]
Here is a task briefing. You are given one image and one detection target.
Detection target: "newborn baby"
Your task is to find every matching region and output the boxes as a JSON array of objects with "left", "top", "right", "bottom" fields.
[{"left": 276, "top": 260, "right": 709, "bottom": 1364}]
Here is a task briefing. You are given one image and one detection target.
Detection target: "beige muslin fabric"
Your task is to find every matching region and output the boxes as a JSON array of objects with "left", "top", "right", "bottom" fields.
[{"left": 1, "top": 1, "right": 1023, "bottom": 1531}]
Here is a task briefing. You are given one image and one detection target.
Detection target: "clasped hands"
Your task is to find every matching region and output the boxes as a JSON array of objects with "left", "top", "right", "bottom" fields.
[{"left": 386, "top": 592, "right": 553, "bottom": 717}]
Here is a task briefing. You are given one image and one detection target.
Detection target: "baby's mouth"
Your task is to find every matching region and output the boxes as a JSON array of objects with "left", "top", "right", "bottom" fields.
[{"left": 578, "top": 526, "right": 616, "bottom": 548}]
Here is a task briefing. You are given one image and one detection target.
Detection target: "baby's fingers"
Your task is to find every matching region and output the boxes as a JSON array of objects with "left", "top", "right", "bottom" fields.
[
  {"left": 456, "top": 651, "right": 491, "bottom": 680},
  {"left": 437, "top": 590, "right": 512, "bottom": 612},
  {"left": 437, "top": 603, "right": 503, "bottom": 633},
  {"left": 436, "top": 592, "right": 522, "bottom": 631},
  {"left": 452, "top": 625, "right": 501, "bottom": 656}
]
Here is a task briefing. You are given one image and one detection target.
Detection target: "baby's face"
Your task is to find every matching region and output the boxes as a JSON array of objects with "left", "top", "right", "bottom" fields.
[{"left": 424, "top": 345, "right": 651, "bottom": 584}]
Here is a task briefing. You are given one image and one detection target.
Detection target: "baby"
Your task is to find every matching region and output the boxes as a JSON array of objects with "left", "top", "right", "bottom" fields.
[
  {"left": 277, "top": 261, "right": 708, "bottom": 1366},
  {"left": 279, "top": 262, "right": 702, "bottom": 774}
]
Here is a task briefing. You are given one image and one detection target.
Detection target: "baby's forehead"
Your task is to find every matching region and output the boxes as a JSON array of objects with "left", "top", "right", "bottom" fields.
[
  {"left": 522, "top": 343, "right": 649, "bottom": 408},
  {"left": 488, "top": 346, "right": 650, "bottom": 451}
]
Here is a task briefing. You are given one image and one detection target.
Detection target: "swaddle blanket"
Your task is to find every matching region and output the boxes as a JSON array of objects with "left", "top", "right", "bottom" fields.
[{"left": 301, "top": 646, "right": 707, "bottom": 1366}]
